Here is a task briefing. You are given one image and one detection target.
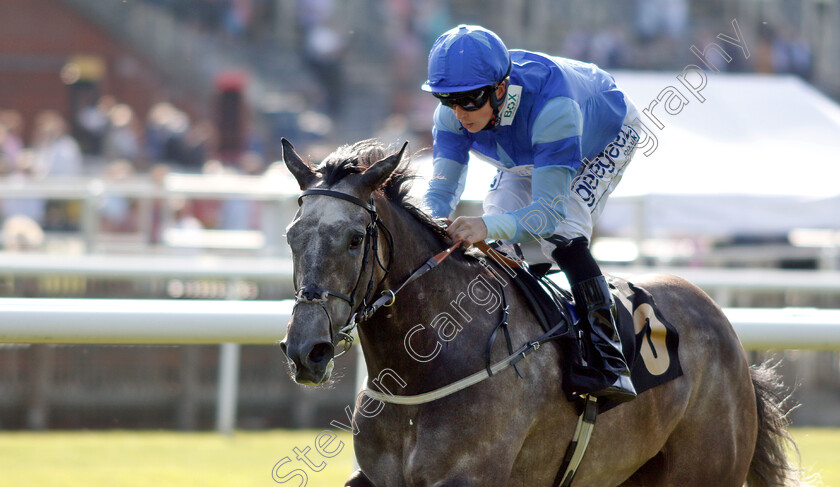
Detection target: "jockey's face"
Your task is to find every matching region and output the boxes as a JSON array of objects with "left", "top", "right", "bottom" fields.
[{"left": 450, "top": 83, "right": 506, "bottom": 133}]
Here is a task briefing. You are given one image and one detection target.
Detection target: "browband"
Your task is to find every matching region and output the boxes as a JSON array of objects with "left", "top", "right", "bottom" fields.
[{"left": 298, "top": 189, "right": 376, "bottom": 214}]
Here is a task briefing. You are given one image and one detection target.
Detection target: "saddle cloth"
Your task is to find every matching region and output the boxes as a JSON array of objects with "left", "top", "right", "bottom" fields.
[
  {"left": 603, "top": 276, "right": 683, "bottom": 412},
  {"left": 506, "top": 264, "right": 683, "bottom": 413}
]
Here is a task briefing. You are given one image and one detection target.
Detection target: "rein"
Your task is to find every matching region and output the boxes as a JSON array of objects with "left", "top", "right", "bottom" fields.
[
  {"left": 294, "top": 188, "right": 460, "bottom": 357},
  {"left": 295, "top": 188, "right": 565, "bottom": 403},
  {"left": 363, "top": 318, "right": 568, "bottom": 405}
]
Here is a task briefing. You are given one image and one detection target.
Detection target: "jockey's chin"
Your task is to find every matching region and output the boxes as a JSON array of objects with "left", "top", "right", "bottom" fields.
[{"left": 453, "top": 104, "right": 493, "bottom": 133}]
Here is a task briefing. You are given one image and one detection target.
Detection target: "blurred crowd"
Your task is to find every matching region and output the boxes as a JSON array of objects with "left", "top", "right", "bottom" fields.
[
  {"left": 0, "top": 98, "right": 278, "bottom": 251},
  {"left": 563, "top": 0, "right": 812, "bottom": 78},
  {"left": 140, "top": 0, "right": 263, "bottom": 42},
  {"left": 109, "top": 0, "right": 822, "bottom": 148},
  {"left": 0, "top": 108, "right": 86, "bottom": 242},
  {"left": 73, "top": 96, "right": 223, "bottom": 172},
  {"left": 0, "top": 0, "right": 827, "bottom": 252}
]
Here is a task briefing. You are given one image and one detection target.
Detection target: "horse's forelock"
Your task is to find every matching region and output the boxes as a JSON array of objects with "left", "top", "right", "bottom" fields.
[
  {"left": 318, "top": 139, "right": 389, "bottom": 186},
  {"left": 316, "top": 139, "right": 408, "bottom": 196},
  {"left": 315, "top": 139, "right": 450, "bottom": 241}
]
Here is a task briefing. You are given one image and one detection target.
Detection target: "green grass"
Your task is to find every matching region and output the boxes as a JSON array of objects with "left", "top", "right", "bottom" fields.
[
  {"left": 795, "top": 428, "right": 840, "bottom": 487},
  {"left": 0, "top": 428, "right": 835, "bottom": 486},
  {"left": 0, "top": 430, "right": 356, "bottom": 486}
]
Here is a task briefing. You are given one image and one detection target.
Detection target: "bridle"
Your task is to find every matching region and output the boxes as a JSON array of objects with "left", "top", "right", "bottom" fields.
[
  {"left": 294, "top": 188, "right": 393, "bottom": 357},
  {"left": 293, "top": 188, "right": 460, "bottom": 357}
]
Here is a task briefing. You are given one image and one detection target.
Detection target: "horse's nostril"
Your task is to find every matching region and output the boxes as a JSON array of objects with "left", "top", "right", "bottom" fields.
[
  {"left": 279, "top": 340, "right": 288, "bottom": 356},
  {"left": 308, "top": 343, "right": 333, "bottom": 365}
]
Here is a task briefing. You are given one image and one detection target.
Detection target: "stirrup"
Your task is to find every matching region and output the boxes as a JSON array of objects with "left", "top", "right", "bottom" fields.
[{"left": 591, "top": 371, "right": 636, "bottom": 403}]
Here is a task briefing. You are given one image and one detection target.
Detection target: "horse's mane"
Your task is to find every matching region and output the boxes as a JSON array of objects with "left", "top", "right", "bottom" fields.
[{"left": 316, "top": 139, "right": 450, "bottom": 242}]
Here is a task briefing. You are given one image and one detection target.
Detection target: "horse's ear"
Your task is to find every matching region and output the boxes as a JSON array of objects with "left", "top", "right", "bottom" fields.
[
  {"left": 360, "top": 141, "right": 408, "bottom": 191},
  {"left": 282, "top": 138, "right": 317, "bottom": 190}
]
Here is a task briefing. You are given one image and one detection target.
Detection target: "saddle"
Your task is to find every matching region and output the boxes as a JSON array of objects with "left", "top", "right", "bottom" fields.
[{"left": 478, "top": 243, "right": 683, "bottom": 413}]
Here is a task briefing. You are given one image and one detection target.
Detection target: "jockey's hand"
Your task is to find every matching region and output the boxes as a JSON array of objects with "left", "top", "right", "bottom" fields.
[{"left": 446, "top": 216, "right": 487, "bottom": 247}]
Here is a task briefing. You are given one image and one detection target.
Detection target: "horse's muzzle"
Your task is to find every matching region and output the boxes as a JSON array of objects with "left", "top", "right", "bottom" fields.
[{"left": 280, "top": 337, "right": 335, "bottom": 385}]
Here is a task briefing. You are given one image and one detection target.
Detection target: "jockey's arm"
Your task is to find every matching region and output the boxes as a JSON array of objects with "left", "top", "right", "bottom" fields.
[
  {"left": 425, "top": 157, "right": 468, "bottom": 219},
  {"left": 424, "top": 105, "right": 471, "bottom": 219},
  {"left": 481, "top": 164, "right": 575, "bottom": 243},
  {"left": 482, "top": 96, "right": 583, "bottom": 244}
]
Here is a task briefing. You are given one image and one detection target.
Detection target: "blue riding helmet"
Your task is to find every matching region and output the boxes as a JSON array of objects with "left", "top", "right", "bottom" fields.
[{"left": 421, "top": 24, "right": 511, "bottom": 94}]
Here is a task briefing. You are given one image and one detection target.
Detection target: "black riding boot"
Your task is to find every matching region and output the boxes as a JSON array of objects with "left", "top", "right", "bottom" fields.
[{"left": 571, "top": 275, "right": 637, "bottom": 403}]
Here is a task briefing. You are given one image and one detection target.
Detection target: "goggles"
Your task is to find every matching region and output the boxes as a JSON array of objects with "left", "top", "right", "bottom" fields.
[{"left": 433, "top": 85, "right": 495, "bottom": 111}]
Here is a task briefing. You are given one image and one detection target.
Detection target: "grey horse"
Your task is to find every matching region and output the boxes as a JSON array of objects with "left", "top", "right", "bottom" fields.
[{"left": 279, "top": 138, "right": 799, "bottom": 487}]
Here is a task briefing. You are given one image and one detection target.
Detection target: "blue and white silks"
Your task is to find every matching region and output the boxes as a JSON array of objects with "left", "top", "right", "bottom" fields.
[{"left": 425, "top": 50, "right": 628, "bottom": 243}]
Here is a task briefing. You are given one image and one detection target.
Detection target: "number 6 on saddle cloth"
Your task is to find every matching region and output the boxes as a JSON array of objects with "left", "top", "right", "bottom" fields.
[{"left": 482, "top": 242, "right": 683, "bottom": 414}]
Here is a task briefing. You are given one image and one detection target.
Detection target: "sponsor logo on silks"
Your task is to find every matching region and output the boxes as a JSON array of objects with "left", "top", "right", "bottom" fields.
[{"left": 499, "top": 85, "right": 522, "bottom": 126}]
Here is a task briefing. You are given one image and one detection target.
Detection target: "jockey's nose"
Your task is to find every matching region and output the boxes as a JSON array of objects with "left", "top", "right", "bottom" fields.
[{"left": 453, "top": 105, "right": 469, "bottom": 120}]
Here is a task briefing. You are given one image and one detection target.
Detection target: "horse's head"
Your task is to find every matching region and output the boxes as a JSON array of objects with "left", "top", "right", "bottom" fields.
[{"left": 279, "top": 138, "right": 406, "bottom": 385}]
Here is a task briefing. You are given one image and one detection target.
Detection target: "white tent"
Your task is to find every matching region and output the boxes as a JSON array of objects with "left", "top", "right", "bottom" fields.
[
  {"left": 599, "top": 71, "right": 840, "bottom": 238},
  {"left": 416, "top": 72, "right": 840, "bottom": 240}
]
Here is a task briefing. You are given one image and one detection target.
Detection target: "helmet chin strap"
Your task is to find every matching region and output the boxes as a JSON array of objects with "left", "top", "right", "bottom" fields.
[{"left": 481, "top": 77, "right": 510, "bottom": 131}]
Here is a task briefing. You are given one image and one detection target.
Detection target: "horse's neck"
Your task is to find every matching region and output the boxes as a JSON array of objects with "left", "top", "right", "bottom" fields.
[{"left": 358, "top": 200, "right": 499, "bottom": 393}]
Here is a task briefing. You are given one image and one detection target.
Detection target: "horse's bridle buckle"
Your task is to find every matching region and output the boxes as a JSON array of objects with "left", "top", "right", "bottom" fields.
[{"left": 381, "top": 289, "right": 397, "bottom": 307}]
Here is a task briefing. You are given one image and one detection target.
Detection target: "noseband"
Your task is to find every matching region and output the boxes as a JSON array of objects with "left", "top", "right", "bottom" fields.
[{"left": 294, "top": 189, "right": 394, "bottom": 357}]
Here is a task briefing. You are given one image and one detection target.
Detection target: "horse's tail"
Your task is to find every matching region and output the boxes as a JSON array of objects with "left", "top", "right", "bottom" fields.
[{"left": 746, "top": 360, "right": 801, "bottom": 487}]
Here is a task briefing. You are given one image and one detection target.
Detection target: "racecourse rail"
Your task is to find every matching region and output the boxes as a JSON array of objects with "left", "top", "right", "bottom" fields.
[
  {"left": 1, "top": 255, "right": 840, "bottom": 433},
  {"left": 0, "top": 298, "right": 838, "bottom": 349},
  {"left": 2, "top": 254, "right": 839, "bottom": 348},
  {"left": 2, "top": 252, "right": 839, "bottom": 294},
  {"left": 1, "top": 298, "right": 839, "bottom": 434}
]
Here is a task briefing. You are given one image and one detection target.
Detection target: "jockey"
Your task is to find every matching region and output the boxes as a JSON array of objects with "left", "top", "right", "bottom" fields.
[{"left": 422, "top": 24, "right": 640, "bottom": 403}]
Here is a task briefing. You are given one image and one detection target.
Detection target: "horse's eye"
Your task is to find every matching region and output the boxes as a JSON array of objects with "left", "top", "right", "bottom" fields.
[{"left": 349, "top": 233, "right": 365, "bottom": 249}]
